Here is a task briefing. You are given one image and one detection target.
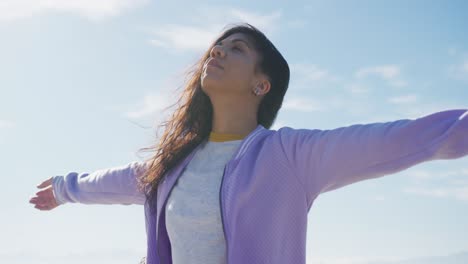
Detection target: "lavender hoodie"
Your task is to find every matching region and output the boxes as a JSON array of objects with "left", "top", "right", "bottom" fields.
[{"left": 52, "top": 109, "right": 468, "bottom": 264}]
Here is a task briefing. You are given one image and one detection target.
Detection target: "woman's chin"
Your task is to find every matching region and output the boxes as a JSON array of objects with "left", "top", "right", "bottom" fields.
[{"left": 201, "top": 72, "right": 222, "bottom": 88}]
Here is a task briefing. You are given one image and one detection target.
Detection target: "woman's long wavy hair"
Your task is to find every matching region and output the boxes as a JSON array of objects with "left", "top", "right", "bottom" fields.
[{"left": 137, "top": 23, "right": 290, "bottom": 212}]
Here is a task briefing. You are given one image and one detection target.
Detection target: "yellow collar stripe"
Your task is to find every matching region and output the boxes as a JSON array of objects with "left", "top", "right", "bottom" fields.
[{"left": 209, "top": 131, "right": 246, "bottom": 142}]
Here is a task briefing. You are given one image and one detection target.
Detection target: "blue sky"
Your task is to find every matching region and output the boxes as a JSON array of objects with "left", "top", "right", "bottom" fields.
[{"left": 1, "top": 0, "right": 467, "bottom": 263}]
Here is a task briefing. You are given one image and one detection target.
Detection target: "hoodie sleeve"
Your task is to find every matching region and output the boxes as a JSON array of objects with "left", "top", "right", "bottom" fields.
[
  {"left": 51, "top": 161, "right": 149, "bottom": 206},
  {"left": 278, "top": 109, "right": 468, "bottom": 204}
]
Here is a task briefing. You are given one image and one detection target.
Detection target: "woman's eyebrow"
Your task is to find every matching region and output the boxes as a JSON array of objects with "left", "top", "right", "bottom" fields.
[{"left": 219, "top": 38, "right": 251, "bottom": 49}]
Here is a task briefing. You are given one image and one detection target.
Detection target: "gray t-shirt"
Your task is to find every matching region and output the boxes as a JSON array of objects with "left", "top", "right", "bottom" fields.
[{"left": 165, "top": 139, "right": 242, "bottom": 264}]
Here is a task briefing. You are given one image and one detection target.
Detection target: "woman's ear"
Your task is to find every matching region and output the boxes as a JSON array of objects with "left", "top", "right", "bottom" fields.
[{"left": 257, "top": 78, "right": 271, "bottom": 95}]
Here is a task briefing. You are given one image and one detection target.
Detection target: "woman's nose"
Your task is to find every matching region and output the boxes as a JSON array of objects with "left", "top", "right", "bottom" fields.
[{"left": 210, "top": 44, "right": 225, "bottom": 58}]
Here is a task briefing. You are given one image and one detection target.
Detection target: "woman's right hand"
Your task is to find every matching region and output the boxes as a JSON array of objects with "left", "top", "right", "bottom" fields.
[{"left": 29, "top": 177, "right": 60, "bottom": 211}]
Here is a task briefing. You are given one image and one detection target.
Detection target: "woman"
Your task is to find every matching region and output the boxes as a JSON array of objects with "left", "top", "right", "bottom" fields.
[{"left": 29, "top": 23, "right": 468, "bottom": 264}]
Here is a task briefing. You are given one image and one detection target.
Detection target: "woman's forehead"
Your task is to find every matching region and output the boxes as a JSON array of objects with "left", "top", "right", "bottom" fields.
[
  {"left": 224, "top": 32, "right": 248, "bottom": 40},
  {"left": 221, "top": 32, "right": 254, "bottom": 45}
]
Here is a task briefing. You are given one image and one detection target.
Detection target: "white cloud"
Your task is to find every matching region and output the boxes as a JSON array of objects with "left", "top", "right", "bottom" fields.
[
  {"left": 356, "top": 65, "right": 400, "bottom": 80},
  {"left": 406, "top": 168, "right": 468, "bottom": 181},
  {"left": 0, "top": 120, "right": 15, "bottom": 129},
  {"left": 228, "top": 8, "right": 281, "bottom": 33},
  {"left": 291, "top": 63, "right": 333, "bottom": 82},
  {"left": 288, "top": 63, "right": 340, "bottom": 93},
  {"left": 0, "top": 0, "right": 149, "bottom": 22},
  {"left": 148, "top": 8, "right": 283, "bottom": 52},
  {"left": 387, "top": 94, "right": 418, "bottom": 104},
  {"left": 284, "top": 19, "right": 308, "bottom": 29},
  {"left": 388, "top": 80, "right": 408, "bottom": 87},
  {"left": 148, "top": 24, "right": 221, "bottom": 52},
  {"left": 308, "top": 256, "right": 402, "bottom": 264},
  {"left": 346, "top": 83, "right": 369, "bottom": 94},
  {"left": 0, "top": 248, "right": 144, "bottom": 264},
  {"left": 401, "top": 168, "right": 468, "bottom": 202},
  {"left": 196, "top": 6, "right": 282, "bottom": 35},
  {"left": 355, "top": 65, "right": 407, "bottom": 88},
  {"left": 388, "top": 101, "right": 466, "bottom": 120},
  {"left": 0, "top": 119, "right": 15, "bottom": 145},
  {"left": 406, "top": 170, "right": 440, "bottom": 181},
  {"left": 374, "top": 195, "right": 385, "bottom": 201},
  {"left": 282, "top": 96, "right": 322, "bottom": 112},
  {"left": 122, "top": 88, "right": 179, "bottom": 121},
  {"left": 448, "top": 47, "right": 458, "bottom": 56},
  {"left": 404, "top": 186, "right": 468, "bottom": 202},
  {"left": 308, "top": 250, "right": 468, "bottom": 264},
  {"left": 448, "top": 59, "right": 468, "bottom": 82}
]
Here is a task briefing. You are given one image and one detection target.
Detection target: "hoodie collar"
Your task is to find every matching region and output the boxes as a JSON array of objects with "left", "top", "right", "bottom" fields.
[
  {"left": 232, "top": 124, "right": 266, "bottom": 160},
  {"left": 194, "top": 124, "right": 267, "bottom": 162}
]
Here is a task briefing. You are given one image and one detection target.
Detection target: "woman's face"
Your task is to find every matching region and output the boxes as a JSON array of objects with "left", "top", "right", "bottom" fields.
[{"left": 201, "top": 32, "right": 262, "bottom": 98}]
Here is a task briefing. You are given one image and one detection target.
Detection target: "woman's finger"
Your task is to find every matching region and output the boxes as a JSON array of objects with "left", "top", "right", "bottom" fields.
[
  {"left": 30, "top": 189, "right": 55, "bottom": 204},
  {"left": 35, "top": 204, "right": 50, "bottom": 211},
  {"left": 35, "top": 189, "right": 47, "bottom": 196},
  {"left": 37, "top": 177, "right": 53, "bottom": 188},
  {"left": 31, "top": 184, "right": 59, "bottom": 210},
  {"left": 29, "top": 197, "right": 40, "bottom": 204},
  {"left": 35, "top": 186, "right": 53, "bottom": 196},
  {"left": 34, "top": 196, "right": 49, "bottom": 205},
  {"left": 34, "top": 203, "right": 54, "bottom": 211}
]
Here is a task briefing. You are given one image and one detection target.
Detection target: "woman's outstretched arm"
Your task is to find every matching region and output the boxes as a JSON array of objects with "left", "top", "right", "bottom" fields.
[
  {"left": 278, "top": 109, "right": 468, "bottom": 204},
  {"left": 30, "top": 161, "right": 149, "bottom": 210}
]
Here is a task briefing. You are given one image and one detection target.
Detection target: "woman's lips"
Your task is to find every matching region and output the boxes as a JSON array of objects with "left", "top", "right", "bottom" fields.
[{"left": 207, "top": 59, "right": 223, "bottom": 69}]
